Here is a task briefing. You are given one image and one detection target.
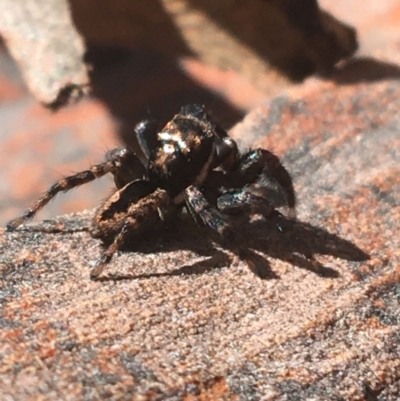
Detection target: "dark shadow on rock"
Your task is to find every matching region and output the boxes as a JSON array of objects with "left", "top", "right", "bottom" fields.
[
  {"left": 238, "top": 248, "right": 281, "bottom": 280},
  {"left": 66, "top": 0, "right": 358, "bottom": 149},
  {"left": 95, "top": 250, "right": 233, "bottom": 282},
  {"left": 86, "top": 210, "right": 369, "bottom": 281},
  {"left": 10, "top": 207, "right": 370, "bottom": 282},
  {"left": 332, "top": 57, "right": 400, "bottom": 84},
  {"left": 251, "top": 212, "right": 370, "bottom": 261},
  {"left": 242, "top": 212, "right": 369, "bottom": 278},
  {"left": 12, "top": 206, "right": 370, "bottom": 282},
  {"left": 69, "top": 0, "right": 246, "bottom": 156},
  {"left": 188, "top": 0, "right": 357, "bottom": 80},
  {"left": 84, "top": 46, "right": 245, "bottom": 157}
]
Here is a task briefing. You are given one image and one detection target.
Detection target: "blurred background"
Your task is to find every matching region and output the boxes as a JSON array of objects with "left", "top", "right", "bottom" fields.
[{"left": 1, "top": 0, "right": 399, "bottom": 226}]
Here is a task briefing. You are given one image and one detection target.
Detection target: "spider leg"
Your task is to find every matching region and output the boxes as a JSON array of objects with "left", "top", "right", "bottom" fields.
[
  {"left": 90, "top": 179, "right": 156, "bottom": 239},
  {"left": 184, "top": 185, "right": 234, "bottom": 245},
  {"left": 107, "top": 147, "right": 146, "bottom": 189},
  {"left": 90, "top": 220, "right": 131, "bottom": 279},
  {"left": 217, "top": 188, "right": 285, "bottom": 247},
  {"left": 216, "top": 187, "right": 275, "bottom": 217},
  {"left": 211, "top": 124, "right": 239, "bottom": 171},
  {"left": 184, "top": 185, "right": 235, "bottom": 247},
  {"left": 184, "top": 185, "right": 272, "bottom": 274},
  {"left": 6, "top": 147, "right": 141, "bottom": 230},
  {"left": 134, "top": 119, "right": 159, "bottom": 160},
  {"left": 227, "top": 149, "right": 296, "bottom": 218},
  {"left": 90, "top": 188, "right": 170, "bottom": 280}
]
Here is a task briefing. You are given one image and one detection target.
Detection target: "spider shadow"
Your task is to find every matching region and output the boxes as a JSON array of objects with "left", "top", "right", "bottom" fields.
[
  {"left": 240, "top": 213, "right": 370, "bottom": 278},
  {"left": 95, "top": 248, "right": 236, "bottom": 282},
  {"left": 96, "top": 211, "right": 369, "bottom": 281}
]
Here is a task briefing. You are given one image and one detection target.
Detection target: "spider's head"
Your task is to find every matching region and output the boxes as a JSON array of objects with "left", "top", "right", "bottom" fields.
[
  {"left": 178, "top": 104, "right": 240, "bottom": 171},
  {"left": 148, "top": 104, "right": 216, "bottom": 198}
]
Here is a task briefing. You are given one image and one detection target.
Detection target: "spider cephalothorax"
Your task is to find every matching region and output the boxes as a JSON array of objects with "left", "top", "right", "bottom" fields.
[{"left": 7, "top": 104, "right": 296, "bottom": 279}]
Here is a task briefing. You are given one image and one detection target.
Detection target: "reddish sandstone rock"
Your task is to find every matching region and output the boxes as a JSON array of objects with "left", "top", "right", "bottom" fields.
[
  {"left": 1, "top": 76, "right": 399, "bottom": 401},
  {"left": 0, "top": 1, "right": 399, "bottom": 399}
]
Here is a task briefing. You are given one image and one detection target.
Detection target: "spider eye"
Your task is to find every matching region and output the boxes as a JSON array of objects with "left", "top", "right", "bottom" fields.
[{"left": 163, "top": 143, "right": 176, "bottom": 154}]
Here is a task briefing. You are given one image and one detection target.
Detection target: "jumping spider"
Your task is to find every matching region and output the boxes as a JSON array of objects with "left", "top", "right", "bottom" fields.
[{"left": 7, "top": 104, "right": 296, "bottom": 279}]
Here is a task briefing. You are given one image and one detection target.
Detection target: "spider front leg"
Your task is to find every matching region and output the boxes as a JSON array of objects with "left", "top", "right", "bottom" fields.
[
  {"left": 134, "top": 119, "right": 160, "bottom": 160},
  {"left": 184, "top": 185, "right": 269, "bottom": 274},
  {"left": 90, "top": 184, "right": 171, "bottom": 280},
  {"left": 184, "top": 185, "right": 235, "bottom": 247},
  {"left": 216, "top": 187, "right": 275, "bottom": 217},
  {"left": 184, "top": 185, "right": 241, "bottom": 252},
  {"left": 227, "top": 149, "right": 296, "bottom": 218},
  {"left": 108, "top": 147, "right": 147, "bottom": 189},
  {"left": 90, "top": 220, "right": 133, "bottom": 280},
  {"left": 6, "top": 147, "right": 143, "bottom": 230}
]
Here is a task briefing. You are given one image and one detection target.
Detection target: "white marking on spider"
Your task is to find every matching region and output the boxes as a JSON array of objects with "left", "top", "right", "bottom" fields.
[
  {"left": 162, "top": 143, "right": 175, "bottom": 154},
  {"left": 158, "top": 132, "right": 188, "bottom": 152}
]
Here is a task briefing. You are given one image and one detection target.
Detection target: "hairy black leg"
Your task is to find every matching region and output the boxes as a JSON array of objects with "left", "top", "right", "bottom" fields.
[
  {"left": 90, "top": 188, "right": 170, "bottom": 279},
  {"left": 134, "top": 119, "right": 159, "bottom": 160},
  {"left": 227, "top": 149, "right": 296, "bottom": 218},
  {"left": 211, "top": 124, "right": 239, "bottom": 171},
  {"left": 217, "top": 188, "right": 275, "bottom": 217},
  {"left": 184, "top": 185, "right": 235, "bottom": 247},
  {"left": 90, "top": 220, "right": 131, "bottom": 279},
  {"left": 6, "top": 147, "right": 140, "bottom": 230},
  {"left": 107, "top": 147, "right": 146, "bottom": 189},
  {"left": 90, "top": 180, "right": 157, "bottom": 239},
  {"left": 185, "top": 185, "right": 273, "bottom": 275}
]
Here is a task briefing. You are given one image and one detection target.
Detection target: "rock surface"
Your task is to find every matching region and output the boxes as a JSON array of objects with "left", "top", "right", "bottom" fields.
[
  {"left": 1, "top": 75, "right": 400, "bottom": 401},
  {"left": 1, "top": 0, "right": 356, "bottom": 107},
  {"left": 2, "top": 0, "right": 400, "bottom": 226},
  {"left": 1, "top": 0, "right": 400, "bottom": 399},
  {"left": 0, "top": 0, "right": 89, "bottom": 108}
]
